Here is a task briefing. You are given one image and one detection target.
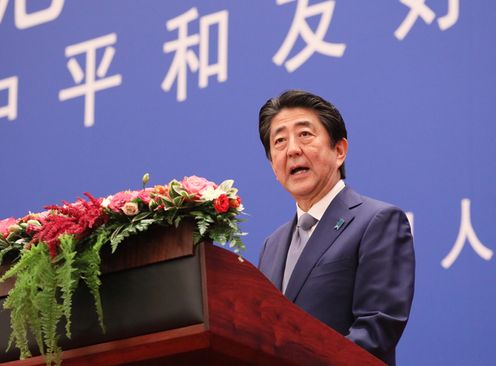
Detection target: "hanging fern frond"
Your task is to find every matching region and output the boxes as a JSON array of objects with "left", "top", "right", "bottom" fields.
[
  {"left": 77, "top": 231, "right": 107, "bottom": 333},
  {"left": 55, "top": 235, "right": 78, "bottom": 338},
  {"left": 31, "top": 246, "right": 62, "bottom": 365},
  {"left": 4, "top": 273, "right": 33, "bottom": 359},
  {"left": 109, "top": 218, "right": 157, "bottom": 253}
]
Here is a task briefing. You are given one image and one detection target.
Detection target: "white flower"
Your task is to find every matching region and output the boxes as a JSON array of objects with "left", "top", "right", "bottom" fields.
[
  {"left": 200, "top": 186, "right": 224, "bottom": 201},
  {"left": 122, "top": 202, "right": 139, "bottom": 216},
  {"left": 101, "top": 195, "right": 113, "bottom": 208}
]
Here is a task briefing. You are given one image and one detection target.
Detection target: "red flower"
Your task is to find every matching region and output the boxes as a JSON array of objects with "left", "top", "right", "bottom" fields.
[
  {"left": 214, "top": 194, "right": 230, "bottom": 213},
  {"left": 31, "top": 193, "right": 108, "bottom": 258},
  {"left": 229, "top": 196, "right": 242, "bottom": 209}
]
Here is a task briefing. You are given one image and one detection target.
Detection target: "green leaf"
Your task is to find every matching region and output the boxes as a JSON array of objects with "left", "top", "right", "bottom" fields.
[
  {"left": 168, "top": 180, "right": 182, "bottom": 198},
  {"left": 109, "top": 219, "right": 157, "bottom": 253},
  {"left": 131, "top": 211, "right": 152, "bottom": 223},
  {"left": 109, "top": 223, "right": 127, "bottom": 244},
  {"left": 191, "top": 211, "right": 214, "bottom": 223},
  {"left": 218, "top": 179, "right": 234, "bottom": 192},
  {"left": 197, "top": 220, "right": 210, "bottom": 236},
  {"left": 78, "top": 232, "right": 107, "bottom": 333},
  {"left": 56, "top": 235, "right": 78, "bottom": 338},
  {"left": 4, "top": 273, "right": 33, "bottom": 358},
  {"left": 3, "top": 243, "right": 65, "bottom": 363},
  {"left": 160, "top": 196, "right": 174, "bottom": 208},
  {"left": 179, "top": 190, "right": 193, "bottom": 199},
  {"left": 1, "top": 245, "right": 41, "bottom": 282},
  {"left": 172, "top": 196, "right": 184, "bottom": 207}
]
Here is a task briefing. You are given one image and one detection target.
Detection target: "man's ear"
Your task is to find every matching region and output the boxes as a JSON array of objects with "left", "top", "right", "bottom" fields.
[{"left": 335, "top": 138, "right": 348, "bottom": 167}]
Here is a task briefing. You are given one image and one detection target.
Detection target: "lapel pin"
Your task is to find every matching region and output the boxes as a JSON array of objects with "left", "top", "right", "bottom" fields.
[{"left": 334, "top": 218, "right": 345, "bottom": 230}]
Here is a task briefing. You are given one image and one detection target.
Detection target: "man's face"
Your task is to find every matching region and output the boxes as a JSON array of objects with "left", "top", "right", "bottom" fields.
[{"left": 269, "top": 107, "right": 347, "bottom": 210}]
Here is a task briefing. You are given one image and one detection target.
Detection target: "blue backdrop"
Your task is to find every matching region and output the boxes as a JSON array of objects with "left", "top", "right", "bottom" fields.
[{"left": 1, "top": 1, "right": 495, "bottom": 365}]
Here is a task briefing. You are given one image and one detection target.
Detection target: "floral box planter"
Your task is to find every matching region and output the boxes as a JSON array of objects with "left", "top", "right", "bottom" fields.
[{"left": 0, "top": 224, "right": 205, "bottom": 363}]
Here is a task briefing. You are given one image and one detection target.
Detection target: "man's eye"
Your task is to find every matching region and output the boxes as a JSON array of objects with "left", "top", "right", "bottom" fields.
[
  {"left": 300, "top": 131, "right": 312, "bottom": 137},
  {"left": 274, "top": 137, "right": 285, "bottom": 145}
]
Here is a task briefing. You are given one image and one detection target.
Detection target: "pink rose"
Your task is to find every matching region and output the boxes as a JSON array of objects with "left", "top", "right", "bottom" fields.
[
  {"left": 0, "top": 217, "right": 17, "bottom": 237},
  {"left": 108, "top": 191, "right": 135, "bottom": 212},
  {"left": 181, "top": 176, "right": 217, "bottom": 197},
  {"left": 134, "top": 189, "right": 151, "bottom": 205}
]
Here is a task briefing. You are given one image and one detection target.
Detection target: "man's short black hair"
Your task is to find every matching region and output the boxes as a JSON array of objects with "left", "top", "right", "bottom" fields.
[{"left": 258, "top": 89, "right": 348, "bottom": 179}]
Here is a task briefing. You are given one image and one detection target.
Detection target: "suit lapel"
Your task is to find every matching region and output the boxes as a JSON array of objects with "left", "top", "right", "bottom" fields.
[{"left": 284, "top": 187, "right": 362, "bottom": 301}]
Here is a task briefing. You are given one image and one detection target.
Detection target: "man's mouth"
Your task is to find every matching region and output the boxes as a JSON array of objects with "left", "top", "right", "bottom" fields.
[{"left": 290, "top": 166, "right": 310, "bottom": 175}]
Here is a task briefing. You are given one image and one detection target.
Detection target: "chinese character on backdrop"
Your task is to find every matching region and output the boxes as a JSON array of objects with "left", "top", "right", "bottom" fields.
[
  {"left": 162, "top": 7, "right": 228, "bottom": 102},
  {"left": 273, "top": 0, "right": 346, "bottom": 72},
  {"left": 0, "top": 76, "right": 18, "bottom": 121},
  {"left": 395, "top": 0, "right": 459, "bottom": 40},
  {"left": 441, "top": 199, "right": 493, "bottom": 269},
  {"left": 58, "top": 33, "right": 122, "bottom": 127},
  {"left": 0, "top": 0, "right": 64, "bottom": 29}
]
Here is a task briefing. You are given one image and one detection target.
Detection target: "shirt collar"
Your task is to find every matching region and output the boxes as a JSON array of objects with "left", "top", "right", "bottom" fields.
[{"left": 296, "top": 179, "right": 345, "bottom": 221}]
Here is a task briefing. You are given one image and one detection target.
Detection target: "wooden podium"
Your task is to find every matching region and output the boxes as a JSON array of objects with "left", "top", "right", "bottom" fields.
[{"left": 0, "top": 225, "right": 384, "bottom": 366}]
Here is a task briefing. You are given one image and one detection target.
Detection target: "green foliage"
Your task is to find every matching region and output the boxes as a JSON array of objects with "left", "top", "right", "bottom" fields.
[
  {"left": 77, "top": 231, "right": 107, "bottom": 332},
  {"left": 2, "top": 243, "right": 63, "bottom": 365},
  {"left": 192, "top": 211, "right": 214, "bottom": 236},
  {"left": 0, "top": 233, "right": 23, "bottom": 265},
  {"left": 189, "top": 209, "right": 247, "bottom": 253},
  {"left": 108, "top": 217, "right": 157, "bottom": 253},
  {"left": 0, "top": 235, "right": 102, "bottom": 366},
  {"left": 56, "top": 236, "right": 78, "bottom": 338},
  {"left": 4, "top": 272, "right": 33, "bottom": 359},
  {"left": 168, "top": 180, "right": 182, "bottom": 199}
]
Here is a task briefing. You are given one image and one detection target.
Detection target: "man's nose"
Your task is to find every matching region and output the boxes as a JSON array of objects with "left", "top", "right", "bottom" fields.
[{"left": 287, "top": 136, "right": 302, "bottom": 157}]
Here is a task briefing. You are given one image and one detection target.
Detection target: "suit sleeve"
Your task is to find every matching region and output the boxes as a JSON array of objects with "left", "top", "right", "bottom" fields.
[
  {"left": 258, "top": 238, "right": 268, "bottom": 268},
  {"left": 346, "top": 206, "right": 415, "bottom": 361}
]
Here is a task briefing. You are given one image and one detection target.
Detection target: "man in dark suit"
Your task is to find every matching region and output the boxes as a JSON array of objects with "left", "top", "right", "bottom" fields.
[{"left": 257, "top": 90, "right": 415, "bottom": 366}]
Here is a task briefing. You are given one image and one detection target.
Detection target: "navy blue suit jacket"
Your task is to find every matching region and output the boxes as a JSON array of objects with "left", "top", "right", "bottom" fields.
[{"left": 258, "top": 186, "right": 415, "bottom": 366}]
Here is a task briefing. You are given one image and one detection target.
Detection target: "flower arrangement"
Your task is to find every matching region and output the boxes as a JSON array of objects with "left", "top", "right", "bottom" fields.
[{"left": 0, "top": 175, "right": 246, "bottom": 366}]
